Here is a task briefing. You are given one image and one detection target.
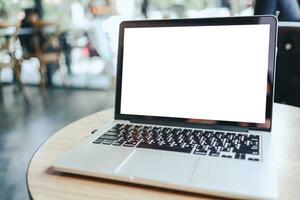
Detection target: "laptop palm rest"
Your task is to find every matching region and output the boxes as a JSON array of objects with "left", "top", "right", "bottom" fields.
[{"left": 115, "top": 149, "right": 198, "bottom": 185}]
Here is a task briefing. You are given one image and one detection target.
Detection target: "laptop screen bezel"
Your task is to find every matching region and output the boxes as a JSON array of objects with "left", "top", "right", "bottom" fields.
[{"left": 114, "top": 16, "right": 277, "bottom": 132}]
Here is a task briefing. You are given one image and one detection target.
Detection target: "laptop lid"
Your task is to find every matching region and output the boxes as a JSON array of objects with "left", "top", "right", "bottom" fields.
[{"left": 115, "top": 16, "right": 277, "bottom": 132}]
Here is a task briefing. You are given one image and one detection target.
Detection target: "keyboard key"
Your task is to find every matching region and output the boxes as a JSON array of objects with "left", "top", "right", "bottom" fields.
[
  {"left": 112, "top": 141, "right": 122, "bottom": 146},
  {"left": 241, "top": 154, "right": 246, "bottom": 159},
  {"left": 123, "top": 143, "right": 136, "bottom": 147},
  {"left": 106, "top": 130, "right": 119, "bottom": 134},
  {"left": 102, "top": 139, "right": 115, "bottom": 145},
  {"left": 137, "top": 142, "right": 192, "bottom": 153},
  {"left": 193, "top": 149, "right": 207, "bottom": 155},
  {"left": 209, "top": 151, "right": 220, "bottom": 157},
  {"left": 93, "top": 138, "right": 105, "bottom": 144},
  {"left": 248, "top": 158, "right": 259, "bottom": 161},
  {"left": 99, "top": 134, "right": 119, "bottom": 140}
]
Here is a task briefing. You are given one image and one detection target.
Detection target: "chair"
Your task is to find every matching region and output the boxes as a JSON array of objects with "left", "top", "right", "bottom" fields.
[
  {"left": 20, "top": 24, "right": 65, "bottom": 91},
  {"left": 275, "top": 22, "right": 300, "bottom": 107},
  {"left": 0, "top": 24, "right": 26, "bottom": 99}
]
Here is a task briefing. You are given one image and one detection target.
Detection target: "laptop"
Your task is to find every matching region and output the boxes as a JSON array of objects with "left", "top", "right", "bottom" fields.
[{"left": 53, "top": 16, "right": 278, "bottom": 199}]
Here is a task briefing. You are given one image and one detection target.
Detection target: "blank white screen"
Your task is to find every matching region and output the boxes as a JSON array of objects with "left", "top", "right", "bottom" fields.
[{"left": 120, "top": 25, "right": 270, "bottom": 123}]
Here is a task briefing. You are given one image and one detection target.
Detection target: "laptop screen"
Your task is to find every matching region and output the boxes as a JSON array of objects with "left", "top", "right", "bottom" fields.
[{"left": 117, "top": 19, "right": 276, "bottom": 130}]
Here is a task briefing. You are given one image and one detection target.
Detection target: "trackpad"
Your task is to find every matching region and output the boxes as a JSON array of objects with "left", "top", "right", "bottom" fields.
[{"left": 115, "top": 149, "right": 198, "bottom": 184}]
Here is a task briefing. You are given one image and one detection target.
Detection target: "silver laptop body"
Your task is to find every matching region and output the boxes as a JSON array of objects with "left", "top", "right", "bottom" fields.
[{"left": 53, "top": 16, "right": 278, "bottom": 199}]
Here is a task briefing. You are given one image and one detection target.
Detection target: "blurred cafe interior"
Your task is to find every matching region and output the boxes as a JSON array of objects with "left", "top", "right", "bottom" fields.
[{"left": 0, "top": 0, "right": 300, "bottom": 199}]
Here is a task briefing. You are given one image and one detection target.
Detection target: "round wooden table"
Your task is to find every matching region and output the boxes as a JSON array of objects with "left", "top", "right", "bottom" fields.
[{"left": 27, "top": 103, "right": 300, "bottom": 200}]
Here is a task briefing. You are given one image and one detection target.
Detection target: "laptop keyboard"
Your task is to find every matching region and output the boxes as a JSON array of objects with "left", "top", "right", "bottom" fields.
[{"left": 93, "top": 123, "right": 260, "bottom": 161}]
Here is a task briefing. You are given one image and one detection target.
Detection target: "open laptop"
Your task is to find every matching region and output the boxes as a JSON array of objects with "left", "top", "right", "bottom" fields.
[{"left": 53, "top": 16, "right": 278, "bottom": 199}]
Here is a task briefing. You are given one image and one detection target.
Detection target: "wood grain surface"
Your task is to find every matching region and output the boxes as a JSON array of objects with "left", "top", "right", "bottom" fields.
[{"left": 27, "top": 103, "right": 300, "bottom": 200}]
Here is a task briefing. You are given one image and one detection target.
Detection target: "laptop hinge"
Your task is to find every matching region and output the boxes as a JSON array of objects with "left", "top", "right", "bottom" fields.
[{"left": 129, "top": 119, "right": 249, "bottom": 133}]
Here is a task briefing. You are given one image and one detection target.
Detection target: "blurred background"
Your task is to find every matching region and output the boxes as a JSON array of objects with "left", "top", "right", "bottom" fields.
[{"left": 0, "top": 0, "right": 299, "bottom": 199}]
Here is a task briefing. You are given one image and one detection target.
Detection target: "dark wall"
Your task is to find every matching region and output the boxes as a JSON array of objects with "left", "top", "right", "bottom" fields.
[{"left": 275, "top": 24, "right": 300, "bottom": 107}]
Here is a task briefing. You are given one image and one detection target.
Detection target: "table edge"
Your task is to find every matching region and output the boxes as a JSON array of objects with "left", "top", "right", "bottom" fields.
[{"left": 26, "top": 108, "right": 113, "bottom": 199}]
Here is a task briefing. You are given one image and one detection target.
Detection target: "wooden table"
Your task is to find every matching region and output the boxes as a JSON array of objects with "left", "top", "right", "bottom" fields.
[{"left": 27, "top": 103, "right": 300, "bottom": 200}]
